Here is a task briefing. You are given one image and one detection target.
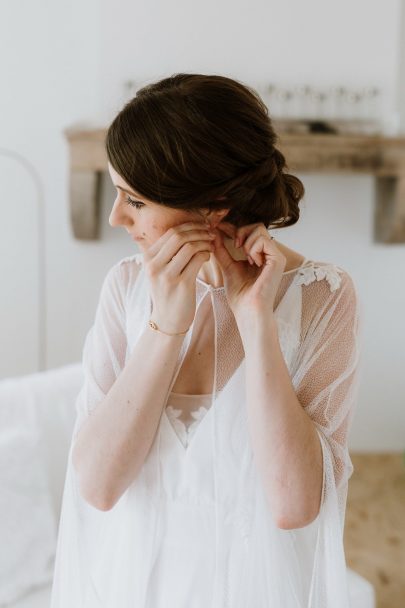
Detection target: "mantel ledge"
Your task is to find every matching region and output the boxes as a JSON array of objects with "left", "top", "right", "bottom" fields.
[{"left": 64, "top": 127, "right": 405, "bottom": 243}]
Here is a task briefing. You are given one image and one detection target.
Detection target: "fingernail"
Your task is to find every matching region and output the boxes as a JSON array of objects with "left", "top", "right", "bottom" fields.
[{"left": 235, "top": 238, "right": 240, "bottom": 247}]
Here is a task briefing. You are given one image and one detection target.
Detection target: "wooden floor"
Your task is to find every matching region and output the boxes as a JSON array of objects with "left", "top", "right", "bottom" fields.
[{"left": 344, "top": 452, "right": 405, "bottom": 608}]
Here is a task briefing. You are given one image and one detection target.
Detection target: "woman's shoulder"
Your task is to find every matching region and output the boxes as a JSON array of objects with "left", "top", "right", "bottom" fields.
[
  {"left": 116, "top": 251, "right": 144, "bottom": 269},
  {"left": 293, "top": 259, "right": 355, "bottom": 295},
  {"left": 108, "top": 251, "right": 143, "bottom": 277},
  {"left": 101, "top": 252, "right": 144, "bottom": 298},
  {"left": 277, "top": 242, "right": 351, "bottom": 294},
  {"left": 295, "top": 261, "right": 361, "bottom": 339}
]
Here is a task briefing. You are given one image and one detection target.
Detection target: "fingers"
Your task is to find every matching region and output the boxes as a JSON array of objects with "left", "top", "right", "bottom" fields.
[
  {"left": 180, "top": 249, "right": 212, "bottom": 281},
  {"left": 145, "top": 221, "right": 209, "bottom": 257},
  {"left": 169, "top": 239, "right": 216, "bottom": 276},
  {"left": 209, "top": 226, "right": 235, "bottom": 273},
  {"left": 233, "top": 223, "right": 267, "bottom": 248},
  {"left": 146, "top": 221, "right": 215, "bottom": 269},
  {"left": 218, "top": 221, "right": 270, "bottom": 252},
  {"left": 231, "top": 223, "right": 279, "bottom": 267},
  {"left": 247, "top": 233, "right": 286, "bottom": 269},
  {"left": 242, "top": 226, "right": 270, "bottom": 258},
  {"left": 245, "top": 235, "right": 268, "bottom": 266}
]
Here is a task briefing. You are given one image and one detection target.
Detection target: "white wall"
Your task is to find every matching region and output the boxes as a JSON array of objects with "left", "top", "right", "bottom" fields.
[
  {"left": 0, "top": 0, "right": 103, "bottom": 375},
  {"left": 0, "top": 0, "right": 403, "bottom": 449},
  {"left": 99, "top": 0, "right": 401, "bottom": 124}
]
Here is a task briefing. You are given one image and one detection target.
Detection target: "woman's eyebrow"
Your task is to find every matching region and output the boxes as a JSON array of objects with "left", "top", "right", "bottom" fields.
[{"left": 115, "top": 184, "right": 142, "bottom": 198}]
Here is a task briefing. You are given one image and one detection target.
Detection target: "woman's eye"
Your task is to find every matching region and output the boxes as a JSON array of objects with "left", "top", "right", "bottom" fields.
[{"left": 126, "top": 195, "right": 144, "bottom": 209}]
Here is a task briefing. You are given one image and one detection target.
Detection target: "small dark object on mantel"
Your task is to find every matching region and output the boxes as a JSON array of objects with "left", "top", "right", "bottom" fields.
[
  {"left": 273, "top": 118, "right": 380, "bottom": 135},
  {"left": 307, "top": 120, "right": 338, "bottom": 134}
]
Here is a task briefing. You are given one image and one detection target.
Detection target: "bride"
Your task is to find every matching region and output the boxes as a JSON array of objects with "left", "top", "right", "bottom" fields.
[{"left": 50, "top": 73, "right": 362, "bottom": 608}]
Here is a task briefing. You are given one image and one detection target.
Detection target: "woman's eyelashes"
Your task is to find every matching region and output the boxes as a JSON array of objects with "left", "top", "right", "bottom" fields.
[{"left": 126, "top": 195, "right": 144, "bottom": 209}]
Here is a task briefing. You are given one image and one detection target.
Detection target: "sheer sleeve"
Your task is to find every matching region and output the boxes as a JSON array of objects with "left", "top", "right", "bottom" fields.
[
  {"left": 291, "top": 266, "right": 363, "bottom": 517},
  {"left": 71, "top": 259, "right": 132, "bottom": 444}
]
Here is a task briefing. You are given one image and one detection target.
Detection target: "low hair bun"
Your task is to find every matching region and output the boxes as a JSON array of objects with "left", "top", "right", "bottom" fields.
[{"left": 267, "top": 147, "right": 305, "bottom": 229}]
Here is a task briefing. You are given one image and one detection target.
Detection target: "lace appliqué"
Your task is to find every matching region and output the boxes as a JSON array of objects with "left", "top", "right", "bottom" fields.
[
  {"left": 294, "top": 262, "right": 343, "bottom": 292},
  {"left": 165, "top": 405, "right": 209, "bottom": 448}
]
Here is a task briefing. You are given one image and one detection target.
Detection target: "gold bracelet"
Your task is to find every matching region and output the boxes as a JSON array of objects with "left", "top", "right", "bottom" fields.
[{"left": 148, "top": 319, "right": 189, "bottom": 336}]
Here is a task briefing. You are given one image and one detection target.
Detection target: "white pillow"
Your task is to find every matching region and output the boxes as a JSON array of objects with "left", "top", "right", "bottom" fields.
[{"left": 0, "top": 428, "right": 56, "bottom": 605}]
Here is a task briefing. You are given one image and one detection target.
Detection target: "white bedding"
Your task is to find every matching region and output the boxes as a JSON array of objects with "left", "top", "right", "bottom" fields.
[{"left": 0, "top": 363, "right": 82, "bottom": 607}]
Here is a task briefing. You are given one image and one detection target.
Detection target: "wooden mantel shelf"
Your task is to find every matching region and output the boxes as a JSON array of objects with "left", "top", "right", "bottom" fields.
[{"left": 64, "top": 126, "right": 405, "bottom": 242}]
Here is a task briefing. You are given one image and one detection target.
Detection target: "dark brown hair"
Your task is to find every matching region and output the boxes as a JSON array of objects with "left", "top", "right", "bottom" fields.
[{"left": 106, "top": 73, "right": 304, "bottom": 229}]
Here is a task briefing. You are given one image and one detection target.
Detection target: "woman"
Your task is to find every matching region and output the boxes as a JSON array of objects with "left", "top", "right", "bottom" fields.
[{"left": 50, "top": 73, "right": 363, "bottom": 607}]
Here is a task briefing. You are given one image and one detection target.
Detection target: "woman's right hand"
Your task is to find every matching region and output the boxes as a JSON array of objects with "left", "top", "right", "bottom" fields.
[{"left": 143, "top": 221, "right": 217, "bottom": 334}]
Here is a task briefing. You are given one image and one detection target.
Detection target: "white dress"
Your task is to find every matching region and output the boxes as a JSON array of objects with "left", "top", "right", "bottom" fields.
[{"left": 50, "top": 248, "right": 363, "bottom": 608}]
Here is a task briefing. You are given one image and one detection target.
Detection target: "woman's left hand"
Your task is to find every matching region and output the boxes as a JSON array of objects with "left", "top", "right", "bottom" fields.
[{"left": 211, "top": 221, "right": 287, "bottom": 319}]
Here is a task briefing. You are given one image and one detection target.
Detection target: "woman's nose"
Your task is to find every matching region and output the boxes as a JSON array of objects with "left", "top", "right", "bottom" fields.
[
  {"left": 108, "top": 207, "right": 120, "bottom": 227},
  {"left": 109, "top": 199, "right": 132, "bottom": 228}
]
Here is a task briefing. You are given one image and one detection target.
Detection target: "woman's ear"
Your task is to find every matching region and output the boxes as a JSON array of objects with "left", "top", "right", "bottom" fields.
[{"left": 210, "top": 208, "right": 230, "bottom": 228}]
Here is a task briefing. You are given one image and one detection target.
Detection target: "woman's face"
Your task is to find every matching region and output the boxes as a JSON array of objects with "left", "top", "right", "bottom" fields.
[{"left": 108, "top": 163, "right": 223, "bottom": 249}]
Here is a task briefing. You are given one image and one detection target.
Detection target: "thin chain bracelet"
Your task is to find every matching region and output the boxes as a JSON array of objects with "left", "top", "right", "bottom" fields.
[{"left": 148, "top": 319, "right": 189, "bottom": 336}]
